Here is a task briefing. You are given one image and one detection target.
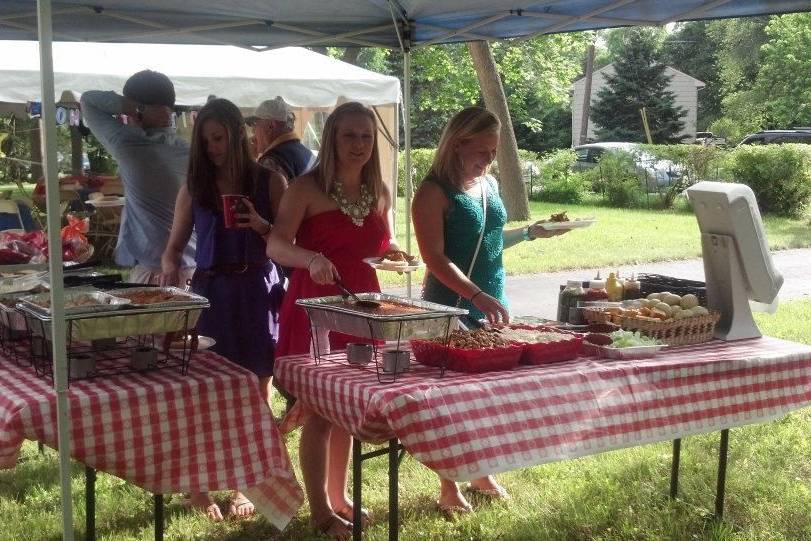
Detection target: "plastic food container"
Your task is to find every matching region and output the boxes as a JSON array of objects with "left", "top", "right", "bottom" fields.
[
  {"left": 598, "top": 344, "right": 666, "bottom": 360},
  {"left": 500, "top": 324, "right": 583, "bottom": 365},
  {"left": 411, "top": 340, "right": 522, "bottom": 373}
]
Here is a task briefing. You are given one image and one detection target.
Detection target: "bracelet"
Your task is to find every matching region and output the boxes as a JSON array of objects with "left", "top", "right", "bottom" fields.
[
  {"left": 307, "top": 252, "right": 323, "bottom": 270},
  {"left": 522, "top": 226, "right": 535, "bottom": 242},
  {"left": 470, "top": 289, "right": 484, "bottom": 302},
  {"left": 258, "top": 220, "right": 272, "bottom": 236}
]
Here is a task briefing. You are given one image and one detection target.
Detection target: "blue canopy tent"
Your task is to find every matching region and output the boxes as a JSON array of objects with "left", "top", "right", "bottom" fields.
[{"left": 2, "top": 1, "right": 810, "bottom": 539}]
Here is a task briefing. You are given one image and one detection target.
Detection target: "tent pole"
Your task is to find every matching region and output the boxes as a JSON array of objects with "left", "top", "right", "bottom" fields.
[
  {"left": 403, "top": 49, "right": 412, "bottom": 298},
  {"left": 36, "top": 1, "right": 73, "bottom": 539}
]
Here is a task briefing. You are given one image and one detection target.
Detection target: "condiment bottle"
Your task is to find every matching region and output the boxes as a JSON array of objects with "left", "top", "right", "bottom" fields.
[
  {"left": 623, "top": 274, "right": 642, "bottom": 300},
  {"left": 584, "top": 280, "right": 609, "bottom": 301},
  {"left": 557, "top": 280, "right": 585, "bottom": 323},
  {"left": 606, "top": 272, "right": 623, "bottom": 301}
]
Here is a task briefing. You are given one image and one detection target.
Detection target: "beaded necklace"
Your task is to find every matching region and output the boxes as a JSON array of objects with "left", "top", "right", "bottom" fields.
[{"left": 331, "top": 180, "right": 374, "bottom": 226}]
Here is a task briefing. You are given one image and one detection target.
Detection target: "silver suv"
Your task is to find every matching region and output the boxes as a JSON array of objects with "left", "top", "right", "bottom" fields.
[{"left": 572, "top": 142, "right": 683, "bottom": 188}]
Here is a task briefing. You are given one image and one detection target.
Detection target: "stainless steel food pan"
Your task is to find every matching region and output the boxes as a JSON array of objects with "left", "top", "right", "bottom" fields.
[
  {"left": 296, "top": 293, "right": 467, "bottom": 341},
  {"left": 17, "top": 303, "right": 207, "bottom": 342}
]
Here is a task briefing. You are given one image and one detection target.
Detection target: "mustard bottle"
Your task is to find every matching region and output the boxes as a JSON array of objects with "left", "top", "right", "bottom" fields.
[{"left": 606, "top": 272, "right": 623, "bottom": 301}]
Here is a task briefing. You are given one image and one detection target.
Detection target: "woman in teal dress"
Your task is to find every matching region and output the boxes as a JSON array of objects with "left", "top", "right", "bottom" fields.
[{"left": 412, "top": 106, "right": 569, "bottom": 516}]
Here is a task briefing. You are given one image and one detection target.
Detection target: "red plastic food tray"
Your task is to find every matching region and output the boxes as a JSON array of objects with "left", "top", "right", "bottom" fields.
[
  {"left": 504, "top": 324, "right": 584, "bottom": 365},
  {"left": 410, "top": 339, "right": 522, "bottom": 373}
]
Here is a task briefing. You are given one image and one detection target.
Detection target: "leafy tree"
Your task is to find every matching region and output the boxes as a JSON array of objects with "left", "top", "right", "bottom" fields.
[
  {"left": 706, "top": 17, "right": 769, "bottom": 138},
  {"left": 599, "top": 26, "right": 667, "bottom": 65},
  {"left": 753, "top": 13, "right": 811, "bottom": 128},
  {"left": 707, "top": 17, "right": 768, "bottom": 95},
  {"left": 662, "top": 21, "right": 723, "bottom": 131},
  {"left": 591, "top": 29, "right": 686, "bottom": 143}
]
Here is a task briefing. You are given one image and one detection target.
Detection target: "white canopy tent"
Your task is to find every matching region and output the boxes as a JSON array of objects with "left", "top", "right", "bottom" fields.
[
  {"left": 4, "top": 2, "right": 811, "bottom": 540},
  {"left": 0, "top": 41, "right": 401, "bottom": 195}
]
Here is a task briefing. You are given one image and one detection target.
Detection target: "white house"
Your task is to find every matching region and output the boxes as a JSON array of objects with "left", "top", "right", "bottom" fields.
[{"left": 571, "top": 63, "right": 705, "bottom": 146}]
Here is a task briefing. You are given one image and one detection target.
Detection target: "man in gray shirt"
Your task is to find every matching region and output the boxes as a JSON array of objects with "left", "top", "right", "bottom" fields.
[{"left": 81, "top": 70, "right": 195, "bottom": 284}]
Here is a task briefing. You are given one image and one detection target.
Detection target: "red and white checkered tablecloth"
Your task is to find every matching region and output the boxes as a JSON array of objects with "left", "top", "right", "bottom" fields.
[
  {"left": 275, "top": 337, "right": 811, "bottom": 481},
  {"left": 0, "top": 350, "right": 303, "bottom": 530}
]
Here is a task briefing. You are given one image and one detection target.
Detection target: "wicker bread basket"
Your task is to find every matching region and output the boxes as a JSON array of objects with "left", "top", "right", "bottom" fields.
[{"left": 583, "top": 308, "right": 720, "bottom": 346}]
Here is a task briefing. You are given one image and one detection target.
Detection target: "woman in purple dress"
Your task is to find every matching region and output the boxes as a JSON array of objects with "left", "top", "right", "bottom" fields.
[{"left": 161, "top": 98, "right": 287, "bottom": 521}]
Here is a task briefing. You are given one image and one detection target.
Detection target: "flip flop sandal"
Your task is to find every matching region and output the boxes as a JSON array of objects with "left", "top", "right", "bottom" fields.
[
  {"left": 465, "top": 483, "right": 511, "bottom": 500},
  {"left": 229, "top": 493, "right": 256, "bottom": 518},
  {"left": 335, "top": 504, "right": 373, "bottom": 529},
  {"left": 436, "top": 500, "right": 473, "bottom": 521},
  {"left": 178, "top": 494, "right": 224, "bottom": 522},
  {"left": 312, "top": 513, "right": 352, "bottom": 541}
]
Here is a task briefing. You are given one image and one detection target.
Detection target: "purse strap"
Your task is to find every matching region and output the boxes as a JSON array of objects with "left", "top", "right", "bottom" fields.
[{"left": 455, "top": 176, "right": 488, "bottom": 308}]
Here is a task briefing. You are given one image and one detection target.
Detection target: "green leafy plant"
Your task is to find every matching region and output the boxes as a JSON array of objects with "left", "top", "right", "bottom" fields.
[
  {"left": 535, "top": 149, "right": 585, "bottom": 204},
  {"left": 396, "top": 148, "right": 435, "bottom": 197},
  {"left": 727, "top": 144, "right": 811, "bottom": 218}
]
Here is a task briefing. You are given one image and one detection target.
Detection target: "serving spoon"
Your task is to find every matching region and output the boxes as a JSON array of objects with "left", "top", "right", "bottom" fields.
[{"left": 334, "top": 277, "right": 381, "bottom": 309}]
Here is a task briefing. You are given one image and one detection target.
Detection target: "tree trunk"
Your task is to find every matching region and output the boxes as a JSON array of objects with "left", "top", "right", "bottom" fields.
[
  {"left": 579, "top": 43, "right": 595, "bottom": 145},
  {"left": 467, "top": 41, "right": 529, "bottom": 221},
  {"left": 341, "top": 47, "right": 361, "bottom": 66}
]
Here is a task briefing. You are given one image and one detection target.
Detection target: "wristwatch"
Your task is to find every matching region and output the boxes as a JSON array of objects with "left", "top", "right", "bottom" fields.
[{"left": 522, "top": 226, "right": 535, "bottom": 241}]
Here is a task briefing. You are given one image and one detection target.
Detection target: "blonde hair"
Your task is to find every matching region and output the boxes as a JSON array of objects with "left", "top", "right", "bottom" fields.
[
  {"left": 427, "top": 107, "right": 500, "bottom": 189},
  {"left": 313, "top": 101, "right": 389, "bottom": 212}
]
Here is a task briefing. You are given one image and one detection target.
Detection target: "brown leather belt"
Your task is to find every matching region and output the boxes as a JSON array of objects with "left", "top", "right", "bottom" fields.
[{"left": 198, "top": 261, "right": 270, "bottom": 276}]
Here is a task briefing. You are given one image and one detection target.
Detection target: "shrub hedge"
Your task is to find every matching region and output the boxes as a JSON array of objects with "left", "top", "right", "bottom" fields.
[{"left": 395, "top": 144, "right": 811, "bottom": 217}]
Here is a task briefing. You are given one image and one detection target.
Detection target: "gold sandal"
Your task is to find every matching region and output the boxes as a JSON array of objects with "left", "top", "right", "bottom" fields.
[
  {"left": 465, "top": 482, "right": 510, "bottom": 500},
  {"left": 335, "top": 504, "right": 373, "bottom": 529},
  {"left": 229, "top": 492, "right": 255, "bottom": 518},
  {"left": 313, "top": 513, "right": 353, "bottom": 541},
  {"left": 436, "top": 500, "right": 473, "bottom": 521}
]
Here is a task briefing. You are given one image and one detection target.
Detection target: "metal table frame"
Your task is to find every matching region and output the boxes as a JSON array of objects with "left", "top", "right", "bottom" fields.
[{"left": 349, "top": 430, "right": 732, "bottom": 541}]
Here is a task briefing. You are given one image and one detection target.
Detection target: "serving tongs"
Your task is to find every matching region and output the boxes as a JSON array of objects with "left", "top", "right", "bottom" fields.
[{"left": 334, "top": 277, "right": 380, "bottom": 309}]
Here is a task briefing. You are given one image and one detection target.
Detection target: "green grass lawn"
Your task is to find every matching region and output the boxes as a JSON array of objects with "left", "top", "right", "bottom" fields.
[
  {"left": 2, "top": 300, "right": 810, "bottom": 540},
  {"left": 384, "top": 198, "right": 811, "bottom": 287}
]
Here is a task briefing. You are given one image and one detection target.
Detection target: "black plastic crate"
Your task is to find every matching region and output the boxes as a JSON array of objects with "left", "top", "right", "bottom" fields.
[{"left": 637, "top": 273, "right": 707, "bottom": 305}]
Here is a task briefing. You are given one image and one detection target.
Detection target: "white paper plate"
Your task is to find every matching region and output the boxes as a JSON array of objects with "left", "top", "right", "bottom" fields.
[
  {"left": 538, "top": 218, "right": 596, "bottom": 230},
  {"left": 363, "top": 256, "right": 424, "bottom": 273},
  {"left": 87, "top": 196, "right": 125, "bottom": 208},
  {"left": 169, "top": 335, "right": 216, "bottom": 351}
]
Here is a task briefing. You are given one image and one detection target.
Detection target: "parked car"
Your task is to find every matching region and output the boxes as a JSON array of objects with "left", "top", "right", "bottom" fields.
[
  {"left": 694, "top": 131, "right": 726, "bottom": 146},
  {"left": 572, "top": 142, "right": 683, "bottom": 188},
  {"left": 738, "top": 129, "right": 811, "bottom": 145}
]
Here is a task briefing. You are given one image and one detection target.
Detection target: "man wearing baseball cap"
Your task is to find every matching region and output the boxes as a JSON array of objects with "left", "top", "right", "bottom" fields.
[
  {"left": 246, "top": 96, "right": 315, "bottom": 182},
  {"left": 81, "top": 70, "right": 195, "bottom": 285}
]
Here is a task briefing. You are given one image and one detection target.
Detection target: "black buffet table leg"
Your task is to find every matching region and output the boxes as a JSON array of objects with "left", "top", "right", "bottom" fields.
[
  {"left": 351, "top": 438, "right": 405, "bottom": 540},
  {"left": 353, "top": 438, "right": 363, "bottom": 541},
  {"left": 388, "top": 438, "right": 399, "bottom": 541},
  {"left": 670, "top": 438, "right": 681, "bottom": 499},
  {"left": 715, "top": 429, "right": 730, "bottom": 520},
  {"left": 85, "top": 465, "right": 96, "bottom": 541},
  {"left": 154, "top": 494, "right": 164, "bottom": 541}
]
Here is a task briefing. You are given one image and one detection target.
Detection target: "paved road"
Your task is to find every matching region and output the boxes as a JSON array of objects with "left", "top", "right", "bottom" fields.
[{"left": 383, "top": 248, "right": 811, "bottom": 319}]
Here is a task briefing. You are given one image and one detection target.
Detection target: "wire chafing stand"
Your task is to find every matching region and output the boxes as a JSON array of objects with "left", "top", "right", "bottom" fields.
[
  {"left": 297, "top": 293, "right": 466, "bottom": 383},
  {"left": 15, "top": 287, "right": 209, "bottom": 384}
]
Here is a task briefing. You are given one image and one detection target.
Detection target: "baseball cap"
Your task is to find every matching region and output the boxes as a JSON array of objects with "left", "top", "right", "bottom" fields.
[{"left": 245, "top": 96, "right": 294, "bottom": 125}]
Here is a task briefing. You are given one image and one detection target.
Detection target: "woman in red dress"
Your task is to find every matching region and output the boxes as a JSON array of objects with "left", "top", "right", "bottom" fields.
[{"left": 269, "top": 102, "right": 400, "bottom": 539}]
